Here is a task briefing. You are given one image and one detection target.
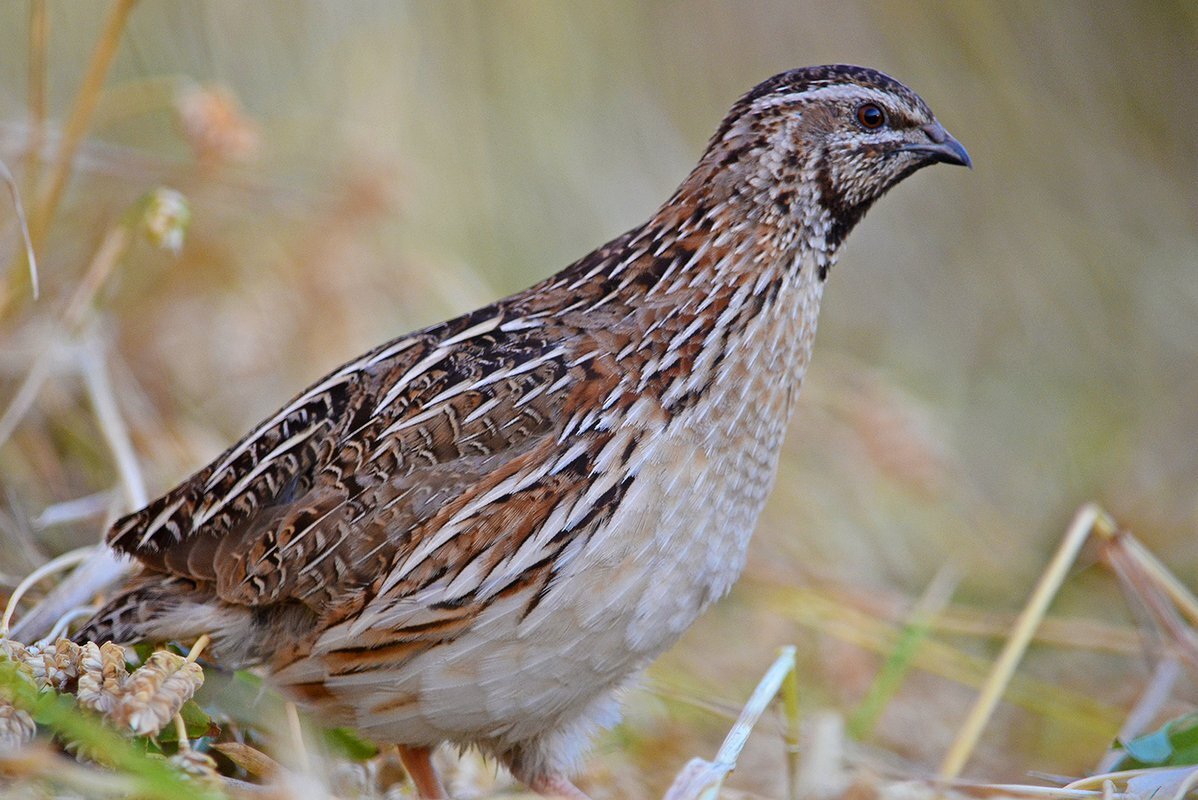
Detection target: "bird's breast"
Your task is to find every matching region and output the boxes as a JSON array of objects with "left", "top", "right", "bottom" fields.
[{"left": 533, "top": 261, "right": 825, "bottom": 656}]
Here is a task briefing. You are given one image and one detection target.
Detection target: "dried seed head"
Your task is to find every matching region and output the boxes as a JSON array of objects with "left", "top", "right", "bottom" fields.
[
  {"left": 331, "top": 760, "right": 375, "bottom": 797},
  {"left": 170, "top": 747, "right": 221, "bottom": 785},
  {"left": 0, "top": 639, "right": 29, "bottom": 663},
  {"left": 0, "top": 640, "right": 35, "bottom": 689},
  {"left": 76, "top": 642, "right": 129, "bottom": 714},
  {"left": 31, "top": 639, "right": 83, "bottom": 691},
  {"left": 175, "top": 84, "right": 260, "bottom": 165},
  {"left": 138, "top": 188, "right": 191, "bottom": 255},
  {"left": 0, "top": 702, "right": 36, "bottom": 752},
  {"left": 110, "top": 651, "right": 204, "bottom": 736}
]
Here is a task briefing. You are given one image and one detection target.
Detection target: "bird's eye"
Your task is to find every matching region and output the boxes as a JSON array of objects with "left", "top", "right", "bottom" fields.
[{"left": 856, "top": 103, "right": 886, "bottom": 129}]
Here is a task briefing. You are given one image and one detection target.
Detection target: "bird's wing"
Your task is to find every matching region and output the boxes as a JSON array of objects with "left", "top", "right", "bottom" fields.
[{"left": 107, "top": 302, "right": 636, "bottom": 617}]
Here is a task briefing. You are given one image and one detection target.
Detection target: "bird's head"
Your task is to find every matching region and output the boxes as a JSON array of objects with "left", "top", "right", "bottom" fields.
[{"left": 693, "top": 64, "right": 970, "bottom": 253}]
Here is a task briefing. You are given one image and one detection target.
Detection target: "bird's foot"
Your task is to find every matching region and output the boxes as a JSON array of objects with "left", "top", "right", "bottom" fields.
[{"left": 397, "top": 744, "right": 447, "bottom": 799}]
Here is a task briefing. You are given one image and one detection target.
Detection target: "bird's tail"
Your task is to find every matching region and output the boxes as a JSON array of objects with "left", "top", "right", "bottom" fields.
[
  {"left": 72, "top": 574, "right": 204, "bottom": 647},
  {"left": 73, "top": 575, "right": 307, "bottom": 671}
]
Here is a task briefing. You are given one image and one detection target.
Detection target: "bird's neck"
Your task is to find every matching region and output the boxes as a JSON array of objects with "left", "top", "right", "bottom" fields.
[{"left": 634, "top": 151, "right": 841, "bottom": 297}]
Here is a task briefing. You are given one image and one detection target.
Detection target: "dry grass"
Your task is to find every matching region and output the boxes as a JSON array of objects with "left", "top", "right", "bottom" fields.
[{"left": 1, "top": 2, "right": 1197, "bottom": 798}]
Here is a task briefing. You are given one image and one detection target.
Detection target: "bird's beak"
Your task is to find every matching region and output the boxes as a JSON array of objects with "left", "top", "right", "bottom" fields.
[{"left": 903, "top": 121, "right": 972, "bottom": 168}]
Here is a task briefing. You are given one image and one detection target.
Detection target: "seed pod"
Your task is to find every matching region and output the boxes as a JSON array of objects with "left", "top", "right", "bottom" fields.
[
  {"left": 0, "top": 639, "right": 29, "bottom": 663},
  {"left": 109, "top": 651, "right": 204, "bottom": 736},
  {"left": 41, "top": 639, "right": 83, "bottom": 691},
  {"left": 170, "top": 747, "right": 221, "bottom": 785},
  {"left": 0, "top": 640, "right": 37, "bottom": 696},
  {"left": 0, "top": 702, "right": 36, "bottom": 751},
  {"left": 76, "top": 642, "right": 129, "bottom": 714}
]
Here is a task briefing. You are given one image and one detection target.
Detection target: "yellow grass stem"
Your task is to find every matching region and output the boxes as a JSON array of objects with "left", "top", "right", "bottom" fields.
[
  {"left": 937, "top": 503, "right": 1108, "bottom": 781},
  {"left": 26, "top": 0, "right": 138, "bottom": 253},
  {"left": 24, "top": 1, "right": 49, "bottom": 196},
  {"left": 186, "top": 635, "right": 211, "bottom": 664},
  {"left": 27, "top": 1, "right": 49, "bottom": 137},
  {"left": 285, "top": 701, "right": 310, "bottom": 773},
  {"left": 928, "top": 606, "right": 1142, "bottom": 654},
  {"left": 773, "top": 586, "right": 1121, "bottom": 730},
  {"left": 2, "top": 0, "right": 138, "bottom": 313},
  {"left": 1116, "top": 536, "right": 1198, "bottom": 629},
  {"left": 63, "top": 223, "right": 131, "bottom": 328},
  {"left": 173, "top": 712, "right": 189, "bottom": 750},
  {"left": 0, "top": 159, "right": 39, "bottom": 299},
  {"left": 781, "top": 646, "right": 802, "bottom": 800}
]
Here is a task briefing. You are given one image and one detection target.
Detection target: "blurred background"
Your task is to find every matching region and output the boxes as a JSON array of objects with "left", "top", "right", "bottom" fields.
[{"left": 0, "top": 1, "right": 1196, "bottom": 797}]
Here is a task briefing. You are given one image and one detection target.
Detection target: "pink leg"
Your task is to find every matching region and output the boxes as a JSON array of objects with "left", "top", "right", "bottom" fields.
[
  {"left": 529, "top": 774, "right": 593, "bottom": 800},
  {"left": 397, "top": 745, "right": 447, "bottom": 799}
]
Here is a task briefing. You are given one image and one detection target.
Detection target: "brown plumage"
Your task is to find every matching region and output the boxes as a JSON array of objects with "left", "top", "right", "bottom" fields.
[{"left": 76, "top": 65, "right": 969, "bottom": 798}]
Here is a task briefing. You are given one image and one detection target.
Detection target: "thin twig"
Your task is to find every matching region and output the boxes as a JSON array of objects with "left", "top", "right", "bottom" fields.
[
  {"left": 80, "top": 333, "right": 147, "bottom": 509},
  {"left": 699, "top": 647, "right": 796, "bottom": 800},
  {"left": 39, "top": 603, "right": 100, "bottom": 644},
  {"left": 1096, "top": 656, "right": 1182, "bottom": 773},
  {"left": 1120, "top": 535, "right": 1198, "bottom": 629},
  {"left": 713, "top": 647, "right": 796, "bottom": 766},
  {"left": 5, "top": 330, "right": 145, "bottom": 641},
  {"left": 0, "top": 545, "right": 94, "bottom": 638},
  {"left": 33, "top": 491, "right": 114, "bottom": 529},
  {"left": 63, "top": 224, "right": 131, "bottom": 328},
  {"left": 1167, "top": 766, "right": 1198, "bottom": 800},
  {"left": 663, "top": 649, "right": 799, "bottom": 800},
  {"left": 1067, "top": 767, "right": 1194, "bottom": 792},
  {"left": 0, "top": 335, "right": 62, "bottom": 449},
  {"left": 1103, "top": 538, "right": 1198, "bottom": 669},
  {"left": 14, "top": 335, "right": 149, "bottom": 642},
  {"left": 950, "top": 780, "right": 1132, "bottom": 800},
  {"left": 9, "top": 547, "right": 129, "bottom": 642}
]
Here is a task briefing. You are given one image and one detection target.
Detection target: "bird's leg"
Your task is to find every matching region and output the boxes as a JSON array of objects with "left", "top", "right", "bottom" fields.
[
  {"left": 397, "top": 745, "right": 447, "bottom": 799},
  {"left": 529, "top": 774, "right": 593, "bottom": 800}
]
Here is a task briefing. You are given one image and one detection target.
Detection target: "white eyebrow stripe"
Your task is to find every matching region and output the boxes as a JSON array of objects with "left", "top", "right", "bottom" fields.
[{"left": 749, "top": 85, "right": 908, "bottom": 117}]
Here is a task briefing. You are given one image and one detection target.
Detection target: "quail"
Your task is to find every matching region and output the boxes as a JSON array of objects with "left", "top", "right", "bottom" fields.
[{"left": 76, "top": 65, "right": 970, "bottom": 798}]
